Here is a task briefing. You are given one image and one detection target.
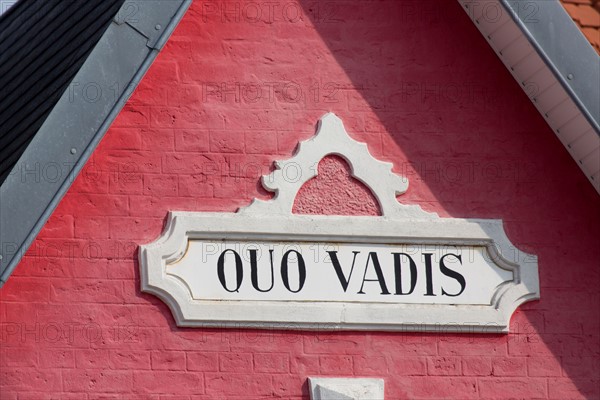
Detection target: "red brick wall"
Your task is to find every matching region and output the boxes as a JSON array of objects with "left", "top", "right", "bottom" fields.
[{"left": 1, "top": 0, "right": 599, "bottom": 398}]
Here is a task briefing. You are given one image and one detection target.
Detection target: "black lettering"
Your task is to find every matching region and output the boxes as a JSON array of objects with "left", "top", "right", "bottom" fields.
[
  {"left": 281, "top": 250, "right": 306, "bottom": 293},
  {"left": 392, "top": 253, "right": 417, "bottom": 295},
  {"left": 328, "top": 250, "right": 360, "bottom": 292},
  {"left": 440, "top": 253, "right": 466, "bottom": 297},
  {"left": 217, "top": 249, "right": 243, "bottom": 293},
  {"left": 423, "top": 253, "right": 436, "bottom": 296},
  {"left": 249, "top": 249, "right": 275, "bottom": 292},
  {"left": 358, "top": 252, "right": 391, "bottom": 295}
]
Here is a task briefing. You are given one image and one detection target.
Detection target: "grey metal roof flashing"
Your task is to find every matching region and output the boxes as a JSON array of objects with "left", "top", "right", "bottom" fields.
[
  {"left": 501, "top": 0, "right": 599, "bottom": 134},
  {"left": 459, "top": 0, "right": 600, "bottom": 193},
  {"left": 0, "top": 0, "right": 192, "bottom": 286}
]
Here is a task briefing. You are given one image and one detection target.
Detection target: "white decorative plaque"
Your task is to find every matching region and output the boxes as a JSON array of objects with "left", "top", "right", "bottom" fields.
[{"left": 139, "top": 113, "right": 540, "bottom": 333}]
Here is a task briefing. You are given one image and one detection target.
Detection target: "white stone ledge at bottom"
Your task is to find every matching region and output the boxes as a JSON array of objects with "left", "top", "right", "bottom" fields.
[{"left": 308, "top": 377, "right": 384, "bottom": 400}]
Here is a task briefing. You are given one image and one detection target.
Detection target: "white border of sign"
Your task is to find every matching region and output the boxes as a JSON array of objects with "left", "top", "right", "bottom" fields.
[{"left": 139, "top": 113, "right": 539, "bottom": 333}]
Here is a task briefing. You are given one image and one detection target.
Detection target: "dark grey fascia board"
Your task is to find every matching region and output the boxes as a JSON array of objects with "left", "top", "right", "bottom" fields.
[
  {"left": 501, "top": 0, "right": 600, "bottom": 135},
  {"left": 0, "top": 0, "right": 192, "bottom": 286}
]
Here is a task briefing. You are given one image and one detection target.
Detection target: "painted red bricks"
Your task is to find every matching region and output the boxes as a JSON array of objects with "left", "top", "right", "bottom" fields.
[{"left": 1, "top": 0, "right": 599, "bottom": 398}]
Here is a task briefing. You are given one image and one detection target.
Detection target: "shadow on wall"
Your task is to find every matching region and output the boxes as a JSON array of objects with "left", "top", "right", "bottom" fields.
[{"left": 295, "top": 0, "right": 600, "bottom": 398}]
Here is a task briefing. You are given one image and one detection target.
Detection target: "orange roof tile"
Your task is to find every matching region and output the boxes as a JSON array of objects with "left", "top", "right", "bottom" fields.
[
  {"left": 562, "top": 0, "right": 593, "bottom": 5},
  {"left": 561, "top": 0, "right": 600, "bottom": 54}
]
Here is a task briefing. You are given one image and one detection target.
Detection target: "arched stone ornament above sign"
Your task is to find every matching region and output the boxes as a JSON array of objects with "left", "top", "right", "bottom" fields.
[{"left": 139, "top": 113, "right": 540, "bottom": 333}]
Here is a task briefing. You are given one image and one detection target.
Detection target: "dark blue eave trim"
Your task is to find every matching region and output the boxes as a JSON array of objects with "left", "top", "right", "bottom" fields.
[
  {"left": 0, "top": 0, "right": 192, "bottom": 286},
  {"left": 0, "top": 0, "right": 127, "bottom": 185}
]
